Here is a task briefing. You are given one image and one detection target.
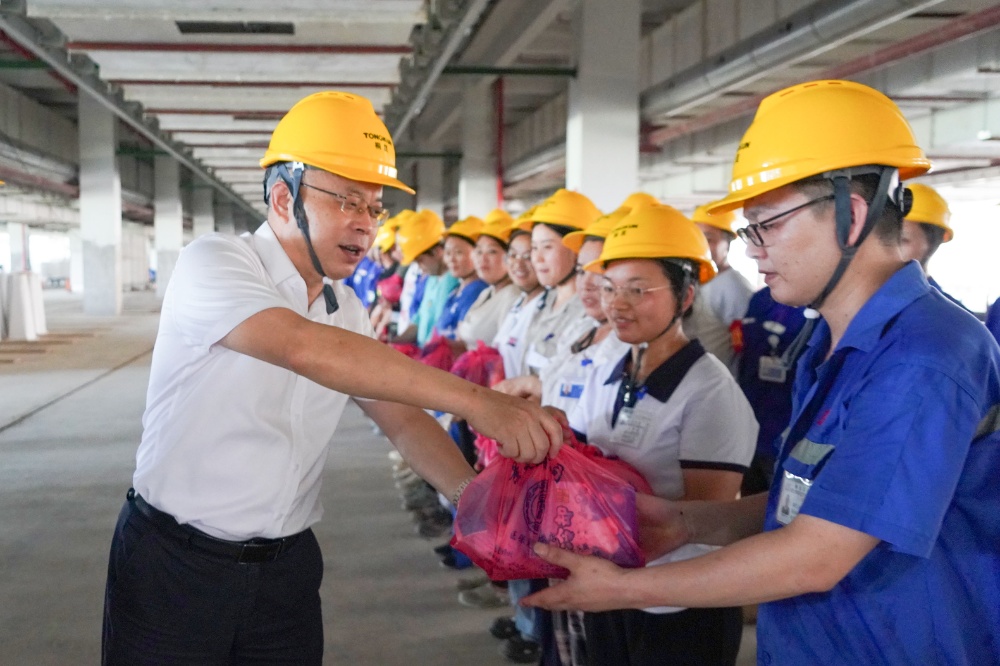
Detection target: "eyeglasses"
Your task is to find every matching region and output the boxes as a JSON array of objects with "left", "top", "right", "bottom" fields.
[
  {"left": 736, "top": 194, "right": 834, "bottom": 247},
  {"left": 506, "top": 250, "right": 532, "bottom": 262},
  {"left": 600, "top": 283, "right": 671, "bottom": 306},
  {"left": 301, "top": 182, "right": 390, "bottom": 225}
]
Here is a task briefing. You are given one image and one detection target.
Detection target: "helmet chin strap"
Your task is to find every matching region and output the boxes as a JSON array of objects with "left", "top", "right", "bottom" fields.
[
  {"left": 275, "top": 162, "right": 339, "bottom": 314},
  {"left": 556, "top": 264, "right": 578, "bottom": 287},
  {"left": 782, "top": 166, "right": 908, "bottom": 367}
]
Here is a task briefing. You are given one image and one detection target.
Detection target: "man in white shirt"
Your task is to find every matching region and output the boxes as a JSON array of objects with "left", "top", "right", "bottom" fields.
[{"left": 102, "top": 91, "right": 561, "bottom": 665}]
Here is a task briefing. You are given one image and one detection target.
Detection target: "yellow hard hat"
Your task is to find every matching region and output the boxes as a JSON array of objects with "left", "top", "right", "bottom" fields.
[
  {"left": 446, "top": 216, "right": 485, "bottom": 244},
  {"left": 260, "top": 91, "right": 415, "bottom": 194},
  {"left": 396, "top": 209, "right": 446, "bottom": 264},
  {"left": 905, "top": 183, "right": 953, "bottom": 242},
  {"left": 621, "top": 192, "right": 659, "bottom": 209},
  {"left": 484, "top": 208, "right": 515, "bottom": 226},
  {"left": 479, "top": 212, "right": 515, "bottom": 246},
  {"left": 385, "top": 209, "right": 414, "bottom": 231},
  {"left": 706, "top": 80, "right": 930, "bottom": 214},
  {"left": 585, "top": 203, "right": 717, "bottom": 284},
  {"left": 516, "top": 189, "right": 603, "bottom": 232},
  {"left": 692, "top": 204, "right": 737, "bottom": 234},
  {"left": 563, "top": 205, "right": 632, "bottom": 253},
  {"left": 374, "top": 224, "right": 397, "bottom": 253}
]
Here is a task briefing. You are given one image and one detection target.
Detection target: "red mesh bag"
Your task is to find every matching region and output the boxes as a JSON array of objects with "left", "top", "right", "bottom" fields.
[
  {"left": 377, "top": 273, "right": 403, "bottom": 306},
  {"left": 450, "top": 342, "right": 506, "bottom": 388},
  {"left": 417, "top": 334, "right": 455, "bottom": 371},
  {"left": 389, "top": 342, "right": 421, "bottom": 359},
  {"left": 451, "top": 437, "right": 648, "bottom": 580}
]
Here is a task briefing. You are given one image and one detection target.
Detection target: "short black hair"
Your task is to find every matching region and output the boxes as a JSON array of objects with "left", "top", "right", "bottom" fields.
[
  {"left": 917, "top": 222, "right": 947, "bottom": 261},
  {"left": 791, "top": 170, "right": 903, "bottom": 246},
  {"left": 655, "top": 258, "right": 698, "bottom": 316}
]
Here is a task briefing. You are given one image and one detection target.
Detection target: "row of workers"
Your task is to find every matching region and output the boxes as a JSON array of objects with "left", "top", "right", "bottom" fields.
[{"left": 101, "top": 80, "right": 999, "bottom": 666}]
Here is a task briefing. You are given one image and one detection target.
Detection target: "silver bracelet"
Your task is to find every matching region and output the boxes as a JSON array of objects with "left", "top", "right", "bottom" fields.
[{"left": 451, "top": 475, "right": 476, "bottom": 508}]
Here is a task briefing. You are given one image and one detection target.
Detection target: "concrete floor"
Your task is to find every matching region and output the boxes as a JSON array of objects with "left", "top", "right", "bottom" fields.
[{"left": 0, "top": 289, "right": 756, "bottom": 665}]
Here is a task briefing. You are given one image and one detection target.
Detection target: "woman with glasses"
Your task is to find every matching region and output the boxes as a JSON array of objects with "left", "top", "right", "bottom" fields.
[
  {"left": 555, "top": 203, "right": 757, "bottom": 665},
  {"left": 453, "top": 210, "right": 521, "bottom": 351}
]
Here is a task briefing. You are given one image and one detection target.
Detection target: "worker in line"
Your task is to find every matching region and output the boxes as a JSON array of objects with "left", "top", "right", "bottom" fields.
[
  {"left": 688, "top": 205, "right": 754, "bottom": 374},
  {"left": 523, "top": 80, "right": 1000, "bottom": 665},
  {"left": 899, "top": 182, "right": 965, "bottom": 308},
  {"left": 102, "top": 91, "right": 562, "bottom": 665}
]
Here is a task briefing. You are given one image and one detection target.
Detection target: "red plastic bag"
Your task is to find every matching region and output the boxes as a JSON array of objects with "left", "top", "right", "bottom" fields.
[
  {"left": 473, "top": 431, "right": 500, "bottom": 471},
  {"left": 377, "top": 273, "right": 403, "bottom": 306},
  {"left": 451, "top": 444, "right": 647, "bottom": 580},
  {"left": 417, "top": 334, "right": 455, "bottom": 371},
  {"left": 389, "top": 342, "right": 421, "bottom": 359},
  {"left": 451, "top": 341, "right": 506, "bottom": 388}
]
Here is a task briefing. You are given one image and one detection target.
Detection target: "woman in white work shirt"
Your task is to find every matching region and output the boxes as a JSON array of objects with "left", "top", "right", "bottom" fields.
[
  {"left": 517, "top": 189, "right": 603, "bottom": 376},
  {"left": 454, "top": 210, "right": 521, "bottom": 351},
  {"left": 565, "top": 203, "right": 757, "bottom": 665},
  {"left": 492, "top": 211, "right": 545, "bottom": 379}
]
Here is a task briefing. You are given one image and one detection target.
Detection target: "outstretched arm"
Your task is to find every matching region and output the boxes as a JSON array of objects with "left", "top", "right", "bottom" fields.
[
  {"left": 523, "top": 510, "right": 878, "bottom": 612},
  {"left": 221, "top": 307, "right": 562, "bottom": 463}
]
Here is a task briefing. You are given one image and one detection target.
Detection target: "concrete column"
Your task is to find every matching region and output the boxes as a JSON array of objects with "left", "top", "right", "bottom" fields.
[
  {"left": 154, "top": 156, "right": 183, "bottom": 298},
  {"left": 68, "top": 230, "right": 84, "bottom": 293},
  {"left": 8, "top": 222, "right": 29, "bottom": 272},
  {"left": 416, "top": 157, "right": 445, "bottom": 219},
  {"left": 216, "top": 203, "right": 236, "bottom": 235},
  {"left": 458, "top": 82, "right": 496, "bottom": 218},
  {"left": 565, "top": 0, "right": 641, "bottom": 212},
  {"left": 78, "top": 94, "right": 123, "bottom": 314},
  {"left": 192, "top": 187, "right": 215, "bottom": 237}
]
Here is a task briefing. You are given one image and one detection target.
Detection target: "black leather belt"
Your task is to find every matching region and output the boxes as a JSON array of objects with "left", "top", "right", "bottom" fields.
[{"left": 127, "top": 488, "right": 303, "bottom": 564}]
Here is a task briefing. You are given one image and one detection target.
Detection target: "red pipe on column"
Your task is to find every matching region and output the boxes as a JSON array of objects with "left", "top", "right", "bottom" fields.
[{"left": 493, "top": 76, "right": 505, "bottom": 208}]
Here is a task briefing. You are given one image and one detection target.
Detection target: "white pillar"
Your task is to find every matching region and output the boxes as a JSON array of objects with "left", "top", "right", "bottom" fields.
[
  {"left": 8, "top": 222, "right": 29, "bottom": 272},
  {"left": 416, "top": 157, "right": 445, "bottom": 219},
  {"left": 565, "top": 0, "right": 641, "bottom": 212},
  {"left": 193, "top": 187, "right": 215, "bottom": 237},
  {"left": 216, "top": 203, "right": 236, "bottom": 235},
  {"left": 458, "top": 82, "right": 496, "bottom": 217},
  {"left": 79, "top": 94, "right": 123, "bottom": 314},
  {"left": 68, "top": 230, "right": 84, "bottom": 294},
  {"left": 154, "top": 156, "right": 183, "bottom": 298}
]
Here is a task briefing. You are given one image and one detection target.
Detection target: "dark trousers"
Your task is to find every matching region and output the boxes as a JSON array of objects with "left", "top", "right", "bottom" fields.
[
  {"left": 583, "top": 606, "right": 742, "bottom": 666},
  {"left": 102, "top": 493, "right": 324, "bottom": 665}
]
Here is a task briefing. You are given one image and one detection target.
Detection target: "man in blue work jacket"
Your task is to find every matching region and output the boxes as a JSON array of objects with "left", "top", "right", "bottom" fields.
[{"left": 521, "top": 80, "right": 1000, "bottom": 664}]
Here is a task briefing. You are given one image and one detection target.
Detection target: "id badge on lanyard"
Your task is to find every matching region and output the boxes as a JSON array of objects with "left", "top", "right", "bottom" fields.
[
  {"left": 777, "top": 471, "right": 811, "bottom": 525},
  {"left": 612, "top": 392, "right": 650, "bottom": 449}
]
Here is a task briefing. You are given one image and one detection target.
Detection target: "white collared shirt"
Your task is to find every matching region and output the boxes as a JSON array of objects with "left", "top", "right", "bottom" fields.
[{"left": 133, "top": 221, "right": 375, "bottom": 541}]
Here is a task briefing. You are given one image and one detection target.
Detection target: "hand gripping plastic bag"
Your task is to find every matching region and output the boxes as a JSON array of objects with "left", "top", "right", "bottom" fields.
[
  {"left": 451, "top": 443, "right": 647, "bottom": 580},
  {"left": 450, "top": 341, "right": 506, "bottom": 388},
  {"left": 417, "top": 333, "right": 455, "bottom": 371}
]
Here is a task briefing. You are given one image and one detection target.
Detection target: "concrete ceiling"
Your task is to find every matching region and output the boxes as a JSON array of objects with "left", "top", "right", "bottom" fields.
[{"left": 0, "top": 0, "right": 998, "bottom": 224}]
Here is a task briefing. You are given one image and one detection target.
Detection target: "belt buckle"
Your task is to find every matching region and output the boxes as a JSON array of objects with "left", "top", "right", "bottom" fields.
[{"left": 237, "top": 539, "right": 282, "bottom": 564}]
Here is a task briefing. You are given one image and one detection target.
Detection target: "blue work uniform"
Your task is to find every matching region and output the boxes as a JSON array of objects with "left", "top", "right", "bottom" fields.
[
  {"left": 926, "top": 273, "right": 969, "bottom": 312},
  {"left": 986, "top": 297, "right": 1000, "bottom": 346},
  {"left": 434, "top": 278, "right": 488, "bottom": 340},
  {"left": 757, "top": 262, "right": 1000, "bottom": 665},
  {"left": 348, "top": 256, "right": 382, "bottom": 308},
  {"left": 737, "top": 287, "right": 806, "bottom": 460}
]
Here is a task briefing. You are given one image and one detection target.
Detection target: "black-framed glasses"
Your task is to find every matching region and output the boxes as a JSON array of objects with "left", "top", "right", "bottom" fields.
[
  {"left": 301, "top": 182, "right": 390, "bottom": 225},
  {"left": 736, "top": 194, "right": 834, "bottom": 247}
]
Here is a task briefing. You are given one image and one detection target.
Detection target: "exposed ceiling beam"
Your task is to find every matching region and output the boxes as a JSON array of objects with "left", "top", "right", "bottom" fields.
[
  {"left": 647, "top": 3, "right": 1000, "bottom": 146},
  {"left": 26, "top": 1, "right": 425, "bottom": 24},
  {"left": 66, "top": 42, "right": 411, "bottom": 55},
  {"left": 108, "top": 79, "right": 395, "bottom": 88},
  {"left": 0, "top": 13, "right": 260, "bottom": 219}
]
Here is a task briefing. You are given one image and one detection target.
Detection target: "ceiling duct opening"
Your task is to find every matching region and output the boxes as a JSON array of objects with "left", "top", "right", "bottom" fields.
[{"left": 175, "top": 21, "right": 295, "bottom": 36}]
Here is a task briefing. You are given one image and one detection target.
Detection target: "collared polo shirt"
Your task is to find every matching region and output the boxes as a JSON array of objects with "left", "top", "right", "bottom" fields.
[
  {"left": 569, "top": 341, "right": 757, "bottom": 613},
  {"left": 414, "top": 272, "right": 458, "bottom": 346},
  {"left": 435, "top": 278, "right": 488, "bottom": 340},
  {"left": 134, "top": 222, "right": 375, "bottom": 541},
  {"left": 539, "top": 322, "right": 629, "bottom": 414},
  {"left": 456, "top": 283, "right": 520, "bottom": 348},
  {"left": 520, "top": 291, "right": 585, "bottom": 376},
  {"left": 758, "top": 262, "right": 1000, "bottom": 665},
  {"left": 492, "top": 291, "right": 544, "bottom": 379}
]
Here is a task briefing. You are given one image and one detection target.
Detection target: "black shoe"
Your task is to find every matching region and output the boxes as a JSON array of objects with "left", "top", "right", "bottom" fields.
[
  {"left": 433, "top": 543, "right": 453, "bottom": 557},
  {"left": 490, "top": 616, "right": 518, "bottom": 640},
  {"left": 501, "top": 635, "right": 540, "bottom": 664}
]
